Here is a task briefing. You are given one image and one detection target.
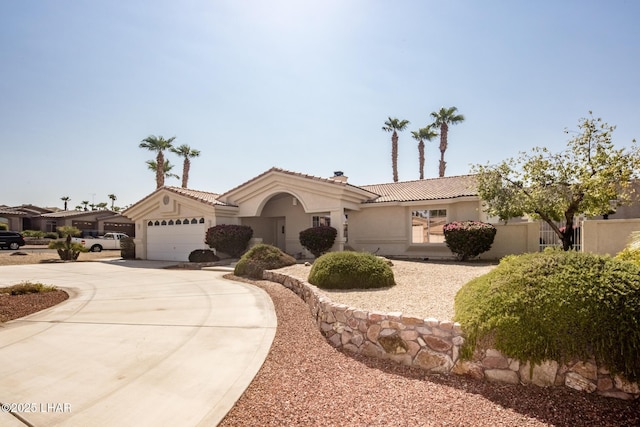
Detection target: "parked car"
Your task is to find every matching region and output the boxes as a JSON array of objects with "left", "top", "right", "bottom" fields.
[
  {"left": 0, "top": 231, "right": 26, "bottom": 250},
  {"left": 71, "top": 232, "right": 129, "bottom": 252}
]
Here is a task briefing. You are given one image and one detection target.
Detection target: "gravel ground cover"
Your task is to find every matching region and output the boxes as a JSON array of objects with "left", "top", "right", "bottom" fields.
[{"left": 220, "top": 275, "right": 640, "bottom": 426}]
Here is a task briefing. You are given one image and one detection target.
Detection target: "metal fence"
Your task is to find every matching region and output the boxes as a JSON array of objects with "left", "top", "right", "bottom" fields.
[{"left": 539, "top": 219, "right": 583, "bottom": 251}]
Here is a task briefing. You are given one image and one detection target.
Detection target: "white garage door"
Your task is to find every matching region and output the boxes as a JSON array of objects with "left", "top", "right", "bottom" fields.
[{"left": 146, "top": 219, "right": 207, "bottom": 261}]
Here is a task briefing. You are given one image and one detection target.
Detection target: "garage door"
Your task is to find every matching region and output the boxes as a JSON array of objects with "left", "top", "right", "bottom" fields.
[{"left": 146, "top": 218, "right": 208, "bottom": 261}]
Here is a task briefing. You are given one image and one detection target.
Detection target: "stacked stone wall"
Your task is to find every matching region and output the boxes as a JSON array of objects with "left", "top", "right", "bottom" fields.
[{"left": 263, "top": 271, "right": 639, "bottom": 401}]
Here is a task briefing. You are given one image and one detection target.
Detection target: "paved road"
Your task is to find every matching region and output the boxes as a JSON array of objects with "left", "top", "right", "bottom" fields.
[{"left": 0, "top": 260, "right": 276, "bottom": 426}]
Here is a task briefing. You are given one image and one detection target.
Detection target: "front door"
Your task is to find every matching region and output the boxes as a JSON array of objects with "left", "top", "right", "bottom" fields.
[{"left": 276, "top": 218, "right": 286, "bottom": 251}]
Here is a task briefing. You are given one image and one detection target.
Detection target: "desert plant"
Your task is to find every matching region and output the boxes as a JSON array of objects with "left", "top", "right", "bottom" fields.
[
  {"left": 48, "top": 226, "right": 88, "bottom": 261},
  {"left": 299, "top": 226, "right": 337, "bottom": 257},
  {"left": 120, "top": 237, "right": 136, "bottom": 259},
  {"left": 308, "top": 251, "right": 395, "bottom": 290},
  {"left": 0, "top": 281, "right": 56, "bottom": 295},
  {"left": 205, "top": 224, "right": 253, "bottom": 258},
  {"left": 454, "top": 250, "right": 640, "bottom": 382},
  {"left": 234, "top": 244, "right": 296, "bottom": 278},
  {"left": 188, "top": 249, "right": 219, "bottom": 263},
  {"left": 443, "top": 221, "right": 496, "bottom": 261}
]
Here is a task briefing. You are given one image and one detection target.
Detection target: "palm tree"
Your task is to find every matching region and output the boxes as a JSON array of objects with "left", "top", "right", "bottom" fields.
[
  {"left": 146, "top": 159, "right": 180, "bottom": 183},
  {"left": 430, "top": 106, "right": 465, "bottom": 177},
  {"left": 170, "top": 144, "right": 201, "bottom": 188},
  {"left": 139, "top": 135, "right": 176, "bottom": 188},
  {"left": 96, "top": 202, "right": 108, "bottom": 210},
  {"left": 108, "top": 194, "right": 117, "bottom": 210},
  {"left": 61, "top": 196, "right": 70, "bottom": 211},
  {"left": 81, "top": 200, "right": 89, "bottom": 211},
  {"left": 382, "top": 117, "right": 410, "bottom": 182},
  {"left": 411, "top": 125, "right": 439, "bottom": 180}
]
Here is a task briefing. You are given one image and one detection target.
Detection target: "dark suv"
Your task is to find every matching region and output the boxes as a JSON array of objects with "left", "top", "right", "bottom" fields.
[{"left": 0, "top": 231, "right": 26, "bottom": 250}]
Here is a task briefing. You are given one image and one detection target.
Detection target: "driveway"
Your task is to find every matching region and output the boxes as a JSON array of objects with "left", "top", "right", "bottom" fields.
[{"left": 0, "top": 260, "right": 276, "bottom": 427}]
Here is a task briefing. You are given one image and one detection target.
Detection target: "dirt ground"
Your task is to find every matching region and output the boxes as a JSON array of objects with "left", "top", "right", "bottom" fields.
[{"left": 0, "top": 249, "right": 121, "bottom": 266}]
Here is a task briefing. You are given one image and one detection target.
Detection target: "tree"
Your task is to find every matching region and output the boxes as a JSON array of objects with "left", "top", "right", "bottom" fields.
[
  {"left": 96, "top": 202, "right": 108, "bottom": 210},
  {"left": 146, "top": 159, "right": 180, "bottom": 183},
  {"left": 81, "top": 200, "right": 89, "bottom": 211},
  {"left": 430, "top": 106, "right": 465, "bottom": 177},
  {"left": 108, "top": 194, "right": 117, "bottom": 210},
  {"left": 382, "top": 117, "right": 410, "bottom": 182},
  {"left": 170, "top": 144, "right": 200, "bottom": 188},
  {"left": 411, "top": 125, "right": 439, "bottom": 179},
  {"left": 48, "top": 226, "right": 88, "bottom": 261},
  {"left": 61, "top": 196, "right": 70, "bottom": 211},
  {"left": 472, "top": 113, "right": 640, "bottom": 250},
  {"left": 139, "top": 135, "right": 176, "bottom": 188}
]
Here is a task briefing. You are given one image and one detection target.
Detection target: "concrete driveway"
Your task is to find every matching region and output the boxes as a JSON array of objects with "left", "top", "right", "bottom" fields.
[{"left": 0, "top": 260, "right": 276, "bottom": 427}]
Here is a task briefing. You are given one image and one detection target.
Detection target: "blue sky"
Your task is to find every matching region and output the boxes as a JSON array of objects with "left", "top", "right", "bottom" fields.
[{"left": 2, "top": 0, "right": 639, "bottom": 209}]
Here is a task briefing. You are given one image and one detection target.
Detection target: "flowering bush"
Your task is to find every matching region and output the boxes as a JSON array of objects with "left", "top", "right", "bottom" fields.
[
  {"left": 299, "top": 226, "right": 337, "bottom": 257},
  {"left": 205, "top": 224, "right": 253, "bottom": 258},
  {"left": 443, "top": 221, "right": 496, "bottom": 261}
]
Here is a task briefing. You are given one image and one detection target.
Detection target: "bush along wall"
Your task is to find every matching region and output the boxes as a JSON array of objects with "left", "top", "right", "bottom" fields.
[
  {"left": 205, "top": 224, "right": 253, "bottom": 258},
  {"left": 263, "top": 263, "right": 640, "bottom": 400}
]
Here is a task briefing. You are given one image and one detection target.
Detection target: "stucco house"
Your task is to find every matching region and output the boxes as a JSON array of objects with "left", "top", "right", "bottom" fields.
[{"left": 123, "top": 168, "right": 489, "bottom": 261}]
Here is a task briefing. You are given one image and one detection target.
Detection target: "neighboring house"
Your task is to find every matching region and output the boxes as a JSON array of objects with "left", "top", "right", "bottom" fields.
[
  {"left": 0, "top": 204, "right": 57, "bottom": 231},
  {"left": 123, "top": 168, "right": 488, "bottom": 261},
  {"left": 39, "top": 210, "right": 135, "bottom": 237}
]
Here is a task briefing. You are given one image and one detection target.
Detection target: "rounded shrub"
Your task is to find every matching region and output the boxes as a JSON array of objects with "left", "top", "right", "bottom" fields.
[
  {"left": 308, "top": 251, "right": 395, "bottom": 290},
  {"left": 188, "top": 249, "right": 219, "bottom": 263},
  {"left": 443, "top": 220, "right": 496, "bottom": 261},
  {"left": 454, "top": 249, "right": 640, "bottom": 381},
  {"left": 234, "top": 244, "right": 297, "bottom": 279},
  {"left": 205, "top": 224, "right": 253, "bottom": 258},
  {"left": 299, "top": 226, "right": 337, "bottom": 257},
  {"left": 120, "top": 237, "right": 135, "bottom": 259}
]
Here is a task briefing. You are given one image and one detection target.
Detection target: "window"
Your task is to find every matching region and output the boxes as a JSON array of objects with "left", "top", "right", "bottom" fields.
[
  {"left": 312, "top": 215, "right": 331, "bottom": 227},
  {"left": 411, "top": 209, "right": 446, "bottom": 243}
]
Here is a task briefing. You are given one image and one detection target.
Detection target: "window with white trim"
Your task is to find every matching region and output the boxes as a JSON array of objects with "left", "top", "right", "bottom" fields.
[
  {"left": 312, "top": 215, "right": 331, "bottom": 227},
  {"left": 411, "top": 209, "right": 446, "bottom": 243}
]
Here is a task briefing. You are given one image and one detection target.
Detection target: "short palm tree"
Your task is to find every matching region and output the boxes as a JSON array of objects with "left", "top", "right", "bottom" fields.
[
  {"left": 411, "top": 125, "right": 439, "bottom": 180},
  {"left": 61, "top": 196, "right": 70, "bottom": 211},
  {"left": 139, "top": 135, "right": 176, "bottom": 188},
  {"left": 170, "top": 144, "right": 200, "bottom": 188},
  {"left": 430, "top": 107, "right": 465, "bottom": 177},
  {"left": 107, "top": 194, "right": 117, "bottom": 210},
  {"left": 146, "top": 159, "right": 180, "bottom": 183},
  {"left": 382, "top": 117, "right": 410, "bottom": 182},
  {"left": 81, "top": 200, "right": 89, "bottom": 211}
]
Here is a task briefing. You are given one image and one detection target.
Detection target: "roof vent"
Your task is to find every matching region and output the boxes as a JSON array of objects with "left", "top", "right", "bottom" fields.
[
  {"left": 333, "top": 171, "right": 344, "bottom": 176},
  {"left": 331, "top": 171, "right": 347, "bottom": 182}
]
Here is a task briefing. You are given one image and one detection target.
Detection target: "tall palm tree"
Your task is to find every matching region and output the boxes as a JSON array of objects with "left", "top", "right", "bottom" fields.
[
  {"left": 107, "top": 194, "right": 117, "bottom": 210},
  {"left": 146, "top": 159, "right": 180, "bottom": 183},
  {"left": 430, "top": 107, "right": 465, "bottom": 177},
  {"left": 170, "top": 144, "right": 201, "bottom": 188},
  {"left": 411, "top": 125, "right": 439, "bottom": 180},
  {"left": 382, "top": 117, "right": 410, "bottom": 182},
  {"left": 61, "top": 196, "right": 70, "bottom": 211},
  {"left": 139, "top": 135, "right": 176, "bottom": 188}
]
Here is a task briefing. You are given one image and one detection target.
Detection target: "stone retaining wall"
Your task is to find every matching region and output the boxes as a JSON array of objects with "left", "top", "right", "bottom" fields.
[{"left": 263, "top": 271, "right": 639, "bottom": 401}]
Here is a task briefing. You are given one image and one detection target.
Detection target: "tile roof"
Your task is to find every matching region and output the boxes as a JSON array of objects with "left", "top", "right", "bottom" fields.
[
  {"left": 360, "top": 175, "right": 478, "bottom": 203},
  {"left": 40, "top": 209, "right": 121, "bottom": 218},
  {"left": 163, "top": 186, "right": 235, "bottom": 207}
]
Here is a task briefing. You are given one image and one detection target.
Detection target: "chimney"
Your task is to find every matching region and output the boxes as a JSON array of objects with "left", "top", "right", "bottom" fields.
[{"left": 331, "top": 171, "right": 348, "bottom": 182}]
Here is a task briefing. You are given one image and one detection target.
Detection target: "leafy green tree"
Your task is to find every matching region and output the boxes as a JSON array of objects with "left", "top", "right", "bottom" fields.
[
  {"left": 382, "top": 117, "right": 410, "bottom": 182},
  {"left": 472, "top": 113, "right": 640, "bottom": 250},
  {"left": 139, "top": 135, "right": 176, "bottom": 188},
  {"left": 170, "top": 144, "right": 200, "bottom": 188},
  {"left": 411, "top": 125, "right": 439, "bottom": 180},
  {"left": 430, "top": 106, "right": 465, "bottom": 177},
  {"left": 96, "top": 202, "right": 108, "bottom": 210}
]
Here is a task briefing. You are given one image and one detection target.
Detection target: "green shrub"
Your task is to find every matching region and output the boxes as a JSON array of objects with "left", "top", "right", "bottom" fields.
[
  {"left": 308, "top": 251, "right": 395, "bottom": 290},
  {"left": 234, "top": 244, "right": 296, "bottom": 278},
  {"left": 1, "top": 281, "right": 56, "bottom": 295},
  {"left": 22, "top": 230, "right": 45, "bottom": 238},
  {"left": 0, "top": 223, "right": 7, "bottom": 231},
  {"left": 299, "top": 226, "right": 337, "bottom": 257},
  {"left": 188, "top": 249, "right": 219, "bottom": 263},
  {"left": 443, "top": 221, "right": 496, "bottom": 261},
  {"left": 44, "top": 232, "right": 59, "bottom": 239},
  {"left": 120, "top": 237, "right": 135, "bottom": 259},
  {"left": 205, "top": 224, "right": 253, "bottom": 258},
  {"left": 48, "top": 226, "right": 87, "bottom": 261},
  {"left": 454, "top": 250, "right": 640, "bottom": 381},
  {"left": 615, "top": 231, "right": 640, "bottom": 267}
]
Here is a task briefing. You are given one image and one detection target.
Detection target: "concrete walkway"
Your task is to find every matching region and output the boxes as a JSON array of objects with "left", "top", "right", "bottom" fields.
[{"left": 0, "top": 260, "right": 276, "bottom": 426}]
